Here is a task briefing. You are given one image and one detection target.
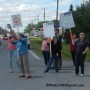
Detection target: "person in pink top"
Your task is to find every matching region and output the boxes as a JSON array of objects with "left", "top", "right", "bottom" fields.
[
  {"left": 7, "top": 24, "right": 20, "bottom": 73},
  {"left": 40, "top": 30, "right": 50, "bottom": 66}
]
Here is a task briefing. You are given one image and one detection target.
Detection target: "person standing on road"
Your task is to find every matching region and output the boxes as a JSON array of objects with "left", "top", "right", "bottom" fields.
[
  {"left": 8, "top": 33, "right": 20, "bottom": 73},
  {"left": 44, "top": 36, "right": 61, "bottom": 73},
  {"left": 74, "top": 32, "right": 89, "bottom": 77},
  {"left": 12, "top": 33, "right": 31, "bottom": 79},
  {"left": 55, "top": 29, "right": 63, "bottom": 69},
  {"left": 70, "top": 34, "right": 78, "bottom": 66},
  {"left": 40, "top": 30, "right": 50, "bottom": 66}
]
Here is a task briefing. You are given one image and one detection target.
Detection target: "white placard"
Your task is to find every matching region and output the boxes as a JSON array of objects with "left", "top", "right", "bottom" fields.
[
  {"left": 60, "top": 11, "right": 75, "bottom": 29},
  {"left": 43, "top": 22, "right": 55, "bottom": 38},
  {"left": 11, "top": 14, "right": 22, "bottom": 27}
]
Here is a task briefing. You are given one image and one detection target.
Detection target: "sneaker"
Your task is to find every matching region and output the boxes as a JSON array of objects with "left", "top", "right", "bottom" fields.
[
  {"left": 25, "top": 76, "right": 31, "bottom": 79},
  {"left": 80, "top": 74, "right": 84, "bottom": 77},
  {"left": 10, "top": 70, "right": 13, "bottom": 73},
  {"left": 73, "top": 73, "right": 79, "bottom": 76}
]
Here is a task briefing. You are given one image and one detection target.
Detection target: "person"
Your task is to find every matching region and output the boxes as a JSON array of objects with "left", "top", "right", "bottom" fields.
[
  {"left": 55, "top": 29, "right": 62, "bottom": 69},
  {"left": 12, "top": 33, "right": 31, "bottom": 79},
  {"left": 3, "top": 34, "right": 8, "bottom": 40},
  {"left": 40, "top": 30, "right": 50, "bottom": 66},
  {"left": 0, "top": 38, "right": 1, "bottom": 45},
  {"left": 8, "top": 34, "right": 20, "bottom": 73},
  {"left": 74, "top": 32, "right": 89, "bottom": 77},
  {"left": 27, "top": 37, "right": 30, "bottom": 50},
  {"left": 44, "top": 36, "right": 62, "bottom": 73},
  {"left": 70, "top": 34, "right": 78, "bottom": 66}
]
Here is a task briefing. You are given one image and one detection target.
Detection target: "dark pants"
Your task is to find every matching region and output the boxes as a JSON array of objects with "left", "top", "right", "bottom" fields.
[
  {"left": 42, "top": 51, "right": 50, "bottom": 65},
  {"left": 71, "top": 51, "right": 76, "bottom": 65},
  {"left": 75, "top": 53, "right": 86, "bottom": 75},
  {"left": 28, "top": 44, "right": 30, "bottom": 50},
  {"left": 45, "top": 55, "right": 59, "bottom": 72},
  {"left": 58, "top": 51, "right": 62, "bottom": 68}
]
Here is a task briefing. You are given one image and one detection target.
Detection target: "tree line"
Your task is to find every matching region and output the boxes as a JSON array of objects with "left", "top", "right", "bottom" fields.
[{"left": 24, "top": 2, "right": 90, "bottom": 41}]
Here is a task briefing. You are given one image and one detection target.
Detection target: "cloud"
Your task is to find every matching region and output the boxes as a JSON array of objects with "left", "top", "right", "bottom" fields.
[{"left": 0, "top": 0, "right": 81, "bottom": 32}]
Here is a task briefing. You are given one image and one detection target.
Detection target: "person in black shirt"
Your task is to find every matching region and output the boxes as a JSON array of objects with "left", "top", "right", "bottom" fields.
[
  {"left": 44, "top": 36, "right": 62, "bottom": 73},
  {"left": 74, "top": 32, "right": 89, "bottom": 77}
]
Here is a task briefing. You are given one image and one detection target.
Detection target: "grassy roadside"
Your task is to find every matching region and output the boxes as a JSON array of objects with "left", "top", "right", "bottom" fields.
[
  {"left": 30, "top": 37, "right": 90, "bottom": 62},
  {"left": 30, "top": 37, "right": 42, "bottom": 56},
  {"left": 0, "top": 35, "right": 3, "bottom": 38}
]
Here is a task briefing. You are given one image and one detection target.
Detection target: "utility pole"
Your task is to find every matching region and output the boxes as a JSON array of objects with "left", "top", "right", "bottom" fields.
[
  {"left": 55, "top": 0, "right": 59, "bottom": 30},
  {"left": 44, "top": 8, "right": 45, "bottom": 22},
  {"left": 56, "top": 0, "right": 59, "bottom": 21},
  {"left": 83, "top": 0, "right": 85, "bottom": 4}
]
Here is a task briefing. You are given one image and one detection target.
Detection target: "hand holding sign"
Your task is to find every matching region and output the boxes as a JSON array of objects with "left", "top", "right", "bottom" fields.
[{"left": 47, "top": 37, "right": 52, "bottom": 44}]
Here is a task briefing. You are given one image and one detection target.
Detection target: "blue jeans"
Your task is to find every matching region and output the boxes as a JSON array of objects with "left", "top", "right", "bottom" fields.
[
  {"left": 8, "top": 50, "right": 20, "bottom": 71},
  {"left": 45, "top": 55, "right": 59, "bottom": 72}
]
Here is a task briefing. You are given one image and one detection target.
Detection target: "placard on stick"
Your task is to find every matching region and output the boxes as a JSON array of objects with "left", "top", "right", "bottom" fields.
[
  {"left": 43, "top": 22, "right": 55, "bottom": 38},
  {"left": 60, "top": 11, "right": 75, "bottom": 29},
  {"left": 11, "top": 14, "right": 22, "bottom": 28}
]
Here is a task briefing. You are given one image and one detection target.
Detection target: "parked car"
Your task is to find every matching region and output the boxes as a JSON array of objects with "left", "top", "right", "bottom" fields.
[{"left": 35, "top": 34, "right": 38, "bottom": 37}]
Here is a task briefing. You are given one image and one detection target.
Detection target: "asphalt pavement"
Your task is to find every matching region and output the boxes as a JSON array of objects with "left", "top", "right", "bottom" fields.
[{"left": 0, "top": 40, "right": 90, "bottom": 90}]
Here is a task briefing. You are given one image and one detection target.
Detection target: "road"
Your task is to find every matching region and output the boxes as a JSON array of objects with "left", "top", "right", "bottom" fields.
[{"left": 0, "top": 40, "right": 90, "bottom": 90}]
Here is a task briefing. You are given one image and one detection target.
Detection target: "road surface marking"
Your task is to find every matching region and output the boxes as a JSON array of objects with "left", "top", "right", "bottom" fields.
[{"left": 29, "top": 50, "right": 40, "bottom": 61}]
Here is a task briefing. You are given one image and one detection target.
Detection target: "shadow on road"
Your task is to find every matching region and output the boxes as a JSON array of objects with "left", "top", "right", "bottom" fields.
[{"left": 31, "top": 76, "right": 44, "bottom": 78}]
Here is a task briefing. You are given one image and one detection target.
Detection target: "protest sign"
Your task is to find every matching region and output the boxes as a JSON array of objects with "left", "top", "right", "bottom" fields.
[
  {"left": 60, "top": 11, "right": 75, "bottom": 29},
  {"left": 11, "top": 14, "right": 22, "bottom": 27},
  {"left": 43, "top": 22, "right": 55, "bottom": 38}
]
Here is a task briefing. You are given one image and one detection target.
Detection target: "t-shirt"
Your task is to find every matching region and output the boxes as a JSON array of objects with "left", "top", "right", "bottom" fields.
[
  {"left": 76, "top": 39, "right": 89, "bottom": 54},
  {"left": 8, "top": 38, "right": 16, "bottom": 50},
  {"left": 42, "top": 40, "right": 50, "bottom": 52},
  {"left": 51, "top": 40, "right": 62, "bottom": 56}
]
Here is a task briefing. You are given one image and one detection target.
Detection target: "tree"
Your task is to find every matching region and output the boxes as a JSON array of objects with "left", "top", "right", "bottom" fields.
[{"left": 69, "top": 4, "right": 74, "bottom": 12}]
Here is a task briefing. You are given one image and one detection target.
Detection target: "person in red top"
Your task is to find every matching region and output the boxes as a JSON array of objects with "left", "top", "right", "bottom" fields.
[
  {"left": 8, "top": 29, "right": 20, "bottom": 73},
  {"left": 3, "top": 34, "right": 8, "bottom": 40},
  {"left": 70, "top": 34, "right": 78, "bottom": 66}
]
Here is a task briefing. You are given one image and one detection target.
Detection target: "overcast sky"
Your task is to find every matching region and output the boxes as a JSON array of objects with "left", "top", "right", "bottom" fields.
[{"left": 0, "top": 0, "right": 89, "bottom": 32}]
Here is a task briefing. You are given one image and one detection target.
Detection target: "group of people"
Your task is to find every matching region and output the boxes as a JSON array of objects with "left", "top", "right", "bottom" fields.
[
  {"left": 41, "top": 29, "right": 89, "bottom": 77},
  {"left": 6, "top": 28, "right": 31, "bottom": 79},
  {"left": 2, "top": 27, "right": 90, "bottom": 78}
]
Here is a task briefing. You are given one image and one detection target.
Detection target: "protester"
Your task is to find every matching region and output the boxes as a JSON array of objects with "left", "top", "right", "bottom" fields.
[
  {"left": 27, "top": 37, "right": 30, "bottom": 50},
  {"left": 8, "top": 33, "right": 20, "bottom": 73},
  {"left": 0, "top": 38, "right": 1, "bottom": 45},
  {"left": 40, "top": 30, "right": 50, "bottom": 66},
  {"left": 44, "top": 36, "right": 62, "bottom": 73},
  {"left": 12, "top": 33, "right": 31, "bottom": 79},
  {"left": 70, "top": 34, "right": 78, "bottom": 66},
  {"left": 55, "top": 29, "right": 63, "bottom": 69},
  {"left": 74, "top": 32, "right": 89, "bottom": 77},
  {"left": 3, "top": 34, "right": 8, "bottom": 40}
]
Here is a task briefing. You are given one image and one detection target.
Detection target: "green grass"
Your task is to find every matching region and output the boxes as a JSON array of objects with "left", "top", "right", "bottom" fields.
[
  {"left": 0, "top": 35, "right": 3, "bottom": 38},
  {"left": 30, "top": 37, "right": 90, "bottom": 61},
  {"left": 30, "top": 37, "right": 42, "bottom": 56}
]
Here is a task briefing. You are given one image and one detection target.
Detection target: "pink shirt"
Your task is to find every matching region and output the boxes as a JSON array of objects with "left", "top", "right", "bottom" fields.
[
  {"left": 42, "top": 40, "right": 50, "bottom": 52},
  {"left": 8, "top": 38, "right": 16, "bottom": 50}
]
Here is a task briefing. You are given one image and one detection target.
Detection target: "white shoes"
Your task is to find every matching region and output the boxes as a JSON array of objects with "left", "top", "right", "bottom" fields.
[
  {"left": 73, "top": 73, "right": 84, "bottom": 77},
  {"left": 80, "top": 74, "right": 84, "bottom": 77},
  {"left": 73, "top": 73, "right": 79, "bottom": 76}
]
